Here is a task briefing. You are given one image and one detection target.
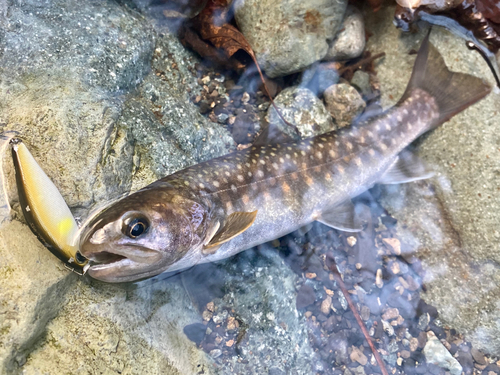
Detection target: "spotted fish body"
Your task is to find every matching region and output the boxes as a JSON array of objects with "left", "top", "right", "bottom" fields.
[{"left": 79, "top": 33, "right": 491, "bottom": 282}]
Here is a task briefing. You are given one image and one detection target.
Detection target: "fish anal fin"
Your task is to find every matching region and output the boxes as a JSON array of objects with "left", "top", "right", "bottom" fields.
[
  {"left": 317, "top": 201, "right": 362, "bottom": 232},
  {"left": 379, "top": 150, "right": 434, "bottom": 185},
  {"left": 203, "top": 210, "right": 258, "bottom": 253}
]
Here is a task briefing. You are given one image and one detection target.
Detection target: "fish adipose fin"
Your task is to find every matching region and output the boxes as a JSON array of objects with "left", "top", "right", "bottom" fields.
[
  {"left": 317, "top": 201, "right": 362, "bottom": 233},
  {"left": 400, "top": 30, "right": 491, "bottom": 128},
  {"left": 379, "top": 149, "right": 434, "bottom": 184},
  {"left": 203, "top": 210, "right": 258, "bottom": 253}
]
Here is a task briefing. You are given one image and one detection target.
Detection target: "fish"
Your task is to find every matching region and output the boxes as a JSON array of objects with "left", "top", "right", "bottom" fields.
[
  {"left": 10, "top": 138, "right": 89, "bottom": 274},
  {"left": 79, "top": 32, "right": 491, "bottom": 283}
]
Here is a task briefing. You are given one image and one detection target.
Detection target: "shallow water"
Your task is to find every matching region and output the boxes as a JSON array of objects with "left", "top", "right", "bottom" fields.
[{"left": 0, "top": 1, "right": 499, "bottom": 374}]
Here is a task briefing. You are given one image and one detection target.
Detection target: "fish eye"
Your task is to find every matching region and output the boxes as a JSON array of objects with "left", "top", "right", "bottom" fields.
[
  {"left": 124, "top": 217, "right": 149, "bottom": 239},
  {"left": 75, "top": 251, "right": 87, "bottom": 265}
]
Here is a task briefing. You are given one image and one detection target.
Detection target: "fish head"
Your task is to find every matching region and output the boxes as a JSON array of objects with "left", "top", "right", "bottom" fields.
[{"left": 79, "top": 185, "right": 209, "bottom": 282}]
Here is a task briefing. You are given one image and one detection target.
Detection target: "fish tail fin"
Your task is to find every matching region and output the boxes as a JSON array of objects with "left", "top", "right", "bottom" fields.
[{"left": 400, "top": 30, "right": 491, "bottom": 128}]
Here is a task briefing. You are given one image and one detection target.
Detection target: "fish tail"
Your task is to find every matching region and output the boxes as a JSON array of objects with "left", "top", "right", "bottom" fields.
[{"left": 400, "top": 30, "right": 491, "bottom": 128}]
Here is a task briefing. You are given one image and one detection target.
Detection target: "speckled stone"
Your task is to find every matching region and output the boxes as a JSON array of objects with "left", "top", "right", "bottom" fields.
[
  {"left": 266, "top": 87, "right": 335, "bottom": 140},
  {"left": 367, "top": 5, "right": 500, "bottom": 355},
  {"left": 234, "top": 0, "right": 348, "bottom": 78},
  {"left": 323, "top": 82, "right": 366, "bottom": 128},
  {"left": 325, "top": 6, "right": 366, "bottom": 61}
]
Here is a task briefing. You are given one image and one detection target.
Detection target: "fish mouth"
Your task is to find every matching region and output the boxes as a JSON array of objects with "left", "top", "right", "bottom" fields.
[{"left": 81, "top": 245, "right": 163, "bottom": 283}]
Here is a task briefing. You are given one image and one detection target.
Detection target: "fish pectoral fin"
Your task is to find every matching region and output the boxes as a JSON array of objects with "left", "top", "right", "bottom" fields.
[
  {"left": 317, "top": 201, "right": 362, "bottom": 232},
  {"left": 203, "top": 210, "right": 258, "bottom": 252},
  {"left": 378, "top": 150, "right": 434, "bottom": 185}
]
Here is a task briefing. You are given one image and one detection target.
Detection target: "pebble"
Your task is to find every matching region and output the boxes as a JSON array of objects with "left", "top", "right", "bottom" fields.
[
  {"left": 209, "top": 349, "right": 222, "bottom": 358},
  {"left": 320, "top": 296, "right": 333, "bottom": 315},
  {"left": 423, "top": 332, "right": 463, "bottom": 375},
  {"left": 346, "top": 236, "right": 357, "bottom": 247},
  {"left": 382, "top": 237, "right": 401, "bottom": 255},
  {"left": 325, "top": 6, "right": 366, "bottom": 61},
  {"left": 375, "top": 269, "right": 383, "bottom": 288},
  {"left": 470, "top": 347, "right": 487, "bottom": 365},
  {"left": 382, "top": 308, "right": 399, "bottom": 321},
  {"left": 267, "top": 87, "right": 335, "bottom": 140},
  {"left": 360, "top": 305, "right": 370, "bottom": 321},
  {"left": 324, "top": 83, "right": 366, "bottom": 128},
  {"left": 417, "top": 313, "right": 430, "bottom": 331},
  {"left": 296, "top": 285, "right": 316, "bottom": 309},
  {"left": 350, "top": 346, "right": 368, "bottom": 365},
  {"left": 381, "top": 320, "right": 395, "bottom": 336},
  {"left": 350, "top": 70, "right": 372, "bottom": 97}
]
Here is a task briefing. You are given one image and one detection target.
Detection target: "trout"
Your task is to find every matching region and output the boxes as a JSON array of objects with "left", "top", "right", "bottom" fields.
[{"left": 79, "top": 33, "right": 490, "bottom": 282}]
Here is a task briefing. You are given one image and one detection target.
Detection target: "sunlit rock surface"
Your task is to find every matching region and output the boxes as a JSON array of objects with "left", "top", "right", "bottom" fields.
[
  {"left": 234, "top": 0, "right": 348, "bottom": 78},
  {"left": 0, "top": 0, "right": 233, "bottom": 373},
  {"left": 366, "top": 5, "right": 500, "bottom": 355}
]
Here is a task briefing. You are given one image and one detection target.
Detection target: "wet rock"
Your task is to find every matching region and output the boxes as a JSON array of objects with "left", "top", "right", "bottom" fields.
[
  {"left": 267, "top": 87, "right": 335, "bottom": 140},
  {"left": 296, "top": 284, "right": 316, "bottom": 309},
  {"left": 325, "top": 6, "right": 366, "bottom": 61},
  {"left": 350, "top": 70, "right": 372, "bottom": 97},
  {"left": 423, "top": 332, "right": 463, "bottom": 375},
  {"left": 300, "top": 64, "right": 340, "bottom": 96},
  {"left": 0, "top": 0, "right": 233, "bottom": 373},
  {"left": 210, "top": 247, "right": 314, "bottom": 374},
  {"left": 234, "top": 0, "right": 348, "bottom": 78},
  {"left": 324, "top": 83, "right": 366, "bottom": 128},
  {"left": 367, "top": 5, "right": 500, "bottom": 354},
  {"left": 350, "top": 346, "right": 367, "bottom": 365},
  {"left": 183, "top": 323, "right": 208, "bottom": 345}
]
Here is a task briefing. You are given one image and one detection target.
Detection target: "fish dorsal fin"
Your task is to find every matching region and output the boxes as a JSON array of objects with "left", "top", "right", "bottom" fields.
[
  {"left": 203, "top": 211, "right": 258, "bottom": 253},
  {"left": 378, "top": 150, "right": 434, "bottom": 185},
  {"left": 317, "top": 201, "right": 362, "bottom": 232}
]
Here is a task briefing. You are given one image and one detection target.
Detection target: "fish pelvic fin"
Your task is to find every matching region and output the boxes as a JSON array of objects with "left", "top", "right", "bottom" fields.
[{"left": 400, "top": 30, "right": 491, "bottom": 128}]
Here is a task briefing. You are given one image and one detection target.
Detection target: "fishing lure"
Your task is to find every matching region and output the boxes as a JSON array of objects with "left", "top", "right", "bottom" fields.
[{"left": 10, "top": 138, "right": 88, "bottom": 274}]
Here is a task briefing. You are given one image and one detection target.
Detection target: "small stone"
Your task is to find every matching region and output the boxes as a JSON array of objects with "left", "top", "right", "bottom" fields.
[
  {"left": 324, "top": 83, "right": 366, "bottom": 128},
  {"left": 350, "top": 346, "right": 368, "bottom": 365},
  {"left": 382, "top": 307, "right": 399, "bottom": 321},
  {"left": 390, "top": 261, "right": 401, "bottom": 275},
  {"left": 305, "top": 272, "right": 317, "bottom": 279},
  {"left": 381, "top": 320, "right": 394, "bottom": 336},
  {"left": 417, "top": 313, "right": 430, "bottom": 331},
  {"left": 183, "top": 323, "right": 208, "bottom": 345},
  {"left": 201, "top": 76, "right": 210, "bottom": 84},
  {"left": 296, "top": 285, "right": 316, "bottom": 309},
  {"left": 241, "top": 92, "right": 250, "bottom": 104},
  {"left": 401, "top": 350, "right": 411, "bottom": 359},
  {"left": 360, "top": 305, "right": 370, "bottom": 321},
  {"left": 226, "top": 316, "right": 237, "bottom": 330},
  {"left": 214, "top": 336, "right": 223, "bottom": 345},
  {"left": 355, "top": 263, "right": 362, "bottom": 270},
  {"left": 225, "top": 339, "right": 234, "bottom": 347},
  {"left": 347, "top": 236, "right": 357, "bottom": 247},
  {"left": 382, "top": 238, "right": 401, "bottom": 255},
  {"left": 320, "top": 296, "right": 332, "bottom": 315},
  {"left": 423, "top": 333, "right": 463, "bottom": 375},
  {"left": 350, "top": 70, "right": 371, "bottom": 96},
  {"left": 409, "top": 337, "right": 419, "bottom": 352},
  {"left": 470, "top": 347, "right": 487, "bottom": 365},
  {"left": 202, "top": 310, "right": 213, "bottom": 321},
  {"left": 375, "top": 269, "right": 383, "bottom": 288},
  {"left": 206, "top": 302, "right": 215, "bottom": 312},
  {"left": 397, "top": 357, "right": 403, "bottom": 366},
  {"left": 324, "top": 288, "right": 334, "bottom": 296},
  {"left": 209, "top": 349, "right": 222, "bottom": 358},
  {"left": 305, "top": 311, "right": 313, "bottom": 318}
]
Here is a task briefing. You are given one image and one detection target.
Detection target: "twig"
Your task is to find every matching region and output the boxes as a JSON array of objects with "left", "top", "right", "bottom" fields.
[{"left": 326, "top": 253, "right": 389, "bottom": 375}]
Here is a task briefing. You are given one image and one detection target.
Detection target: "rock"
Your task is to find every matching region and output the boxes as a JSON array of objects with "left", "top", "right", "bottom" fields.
[
  {"left": 296, "top": 284, "right": 316, "bottom": 309},
  {"left": 423, "top": 332, "right": 463, "bottom": 375},
  {"left": 300, "top": 64, "right": 340, "bottom": 96},
  {"left": 325, "top": 6, "right": 366, "bottom": 61},
  {"left": 206, "top": 246, "right": 314, "bottom": 374},
  {"left": 0, "top": 0, "right": 233, "bottom": 373},
  {"left": 267, "top": 87, "right": 335, "bottom": 140},
  {"left": 350, "top": 70, "right": 372, "bottom": 97},
  {"left": 234, "top": 0, "right": 348, "bottom": 78},
  {"left": 366, "top": 5, "right": 500, "bottom": 355},
  {"left": 350, "top": 346, "right": 368, "bottom": 365},
  {"left": 324, "top": 83, "right": 366, "bottom": 128}
]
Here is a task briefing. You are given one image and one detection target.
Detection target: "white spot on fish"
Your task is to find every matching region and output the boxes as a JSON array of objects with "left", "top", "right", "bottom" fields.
[
  {"left": 318, "top": 143, "right": 324, "bottom": 148},
  {"left": 199, "top": 183, "right": 205, "bottom": 189},
  {"left": 285, "top": 154, "right": 291, "bottom": 159},
  {"left": 329, "top": 150, "right": 336, "bottom": 158},
  {"left": 272, "top": 162, "right": 279, "bottom": 170},
  {"left": 368, "top": 149, "right": 375, "bottom": 156},
  {"left": 184, "top": 181, "right": 190, "bottom": 186},
  {"left": 237, "top": 175, "right": 244, "bottom": 182},
  {"left": 385, "top": 123, "right": 391, "bottom": 131},
  {"left": 259, "top": 160, "right": 266, "bottom": 165},
  {"left": 354, "top": 157, "right": 362, "bottom": 166},
  {"left": 225, "top": 171, "right": 231, "bottom": 176},
  {"left": 213, "top": 181, "right": 220, "bottom": 188},
  {"left": 316, "top": 152, "right": 323, "bottom": 160},
  {"left": 345, "top": 142, "right": 353, "bottom": 150}
]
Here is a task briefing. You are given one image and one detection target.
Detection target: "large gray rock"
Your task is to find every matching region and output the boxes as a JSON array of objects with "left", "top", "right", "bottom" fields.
[
  {"left": 365, "top": 5, "right": 500, "bottom": 355},
  {"left": 234, "top": 0, "right": 348, "bottom": 78},
  {"left": 0, "top": 0, "right": 233, "bottom": 373}
]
